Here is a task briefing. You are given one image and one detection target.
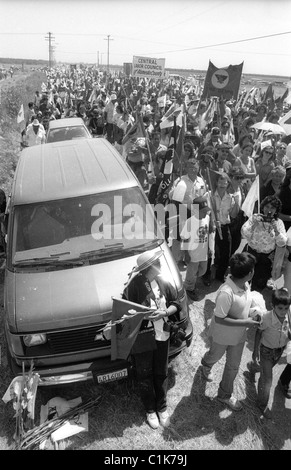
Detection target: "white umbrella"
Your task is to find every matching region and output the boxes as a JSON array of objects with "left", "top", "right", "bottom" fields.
[{"left": 251, "top": 121, "right": 286, "bottom": 135}]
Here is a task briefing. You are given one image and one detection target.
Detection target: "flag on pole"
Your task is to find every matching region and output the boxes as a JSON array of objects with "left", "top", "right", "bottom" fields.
[
  {"left": 199, "top": 98, "right": 217, "bottom": 131},
  {"left": 241, "top": 175, "right": 260, "bottom": 218},
  {"left": 17, "top": 103, "right": 25, "bottom": 133},
  {"left": 122, "top": 117, "right": 144, "bottom": 145},
  {"left": 262, "top": 83, "right": 275, "bottom": 110},
  {"left": 276, "top": 88, "right": 289, "bottom": 106},
  {"left": 234, "top": 89, "right": 246, "bottom": 111},
  {"left": 279, "top": 109, "right": 291, "bottom": 136},
  {"left": 202, "top": 61, "right": 243, "bottom": 101},
  {"left": 155, "top": 148, "right": 175, "bottom": 205},
  {"left": 17, "top": 104, "right": 24, "bottom": 124},
  {"left": 107, "top": 297, "right": 155, "bottom": 360},
  {"left": 241, "top": 87, "right": 257, "bottom": 108},
  {"left": 160, "top": 104, "right": 183, "bottom": 129}
]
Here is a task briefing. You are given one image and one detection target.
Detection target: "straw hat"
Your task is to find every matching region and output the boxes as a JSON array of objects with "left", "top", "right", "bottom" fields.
[{"left": 133, "top": 251, "right": 163, "bottom": 273}]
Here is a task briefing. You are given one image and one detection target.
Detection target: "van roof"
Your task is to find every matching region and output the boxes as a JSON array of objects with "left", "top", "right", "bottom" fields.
[
  {"left": 48, "top": 117, "right": 86, "bottom": 129},
  {"left": 12, "top": 138, "right": 139, "bottom": 205}
]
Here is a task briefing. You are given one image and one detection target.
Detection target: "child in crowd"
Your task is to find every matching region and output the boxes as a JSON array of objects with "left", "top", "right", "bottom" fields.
[
  {"left": 180, "top": 195, "right": 215, "bottom": 301},
  {"left": 201, "top": 252, "right": 260, "bottom": 412},
  {"left": 252, "top": 288, "right": 291, "bottom": 419}
]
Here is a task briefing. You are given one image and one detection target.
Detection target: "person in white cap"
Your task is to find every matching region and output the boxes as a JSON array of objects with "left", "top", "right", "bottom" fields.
[
  {"left": 24, "top": 118, "right": 46, "bottom": 146},
  {"left": 104, "top": 93, "right": 118, "bottom": 143},
  {"left": 122, "top": 251, "right": 182, "bottom": 430}
]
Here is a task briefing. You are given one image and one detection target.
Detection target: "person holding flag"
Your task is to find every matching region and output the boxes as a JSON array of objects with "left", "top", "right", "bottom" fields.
[{"left": 122, "top": 251, "right": 181, "bottom": 430}]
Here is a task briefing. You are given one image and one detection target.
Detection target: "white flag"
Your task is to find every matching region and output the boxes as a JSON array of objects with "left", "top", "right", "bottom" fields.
[
  {"left": 279, "top": 109, "right": 291, "bottom": 136},
  {"left": 241, "top": 175, "right": 260, "bottom": 218},
  {"left": 157, "top": 95, "right": 166, "bottom": 108},
  {"left": 17, "top": 104, "right": 24, "bottom": 124}
]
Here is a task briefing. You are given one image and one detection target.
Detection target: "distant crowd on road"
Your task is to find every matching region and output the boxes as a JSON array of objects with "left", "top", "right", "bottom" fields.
[{"left": 12, "top": 63, "right": 291, "bottom": 424}]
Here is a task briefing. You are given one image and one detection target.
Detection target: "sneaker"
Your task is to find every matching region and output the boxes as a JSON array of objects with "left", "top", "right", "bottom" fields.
[
  {"left": 278, "top": 379, "right": 291, "bottom": 399},
  {"left": 146, "top": 412, "right": 159, "bottom": 429},
  {"left": 201, "top": 365, "right": 214, "bottom": 382},
  {"left": 186, "top": 289, "right": 200, "bottom": 301},
  {"left": 217, "top": 395, "right": 243, "bottom": 411},
  {"left": 158, "top": 410, "right": 170, "bottom": 427}
]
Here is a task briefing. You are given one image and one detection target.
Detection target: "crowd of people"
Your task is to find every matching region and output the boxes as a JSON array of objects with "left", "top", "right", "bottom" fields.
[{"left": 15, "top": 64, "right": 291, "bottom": 428}]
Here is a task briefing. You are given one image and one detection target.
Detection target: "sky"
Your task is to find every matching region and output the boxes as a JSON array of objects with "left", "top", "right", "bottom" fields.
[{"left": 1, "top": 0, "right": 291, "bottom": 77}]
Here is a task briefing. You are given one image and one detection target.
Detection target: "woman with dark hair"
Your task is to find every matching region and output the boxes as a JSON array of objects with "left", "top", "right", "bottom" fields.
[
  {"left": 241, "top": 195, "right": 287, "bottom": 291},
  {"left": 178, "top": 142, "right": 196, "bottom": 176},
  {"left": 232, "top": 133, "right": 254, "bottom": 158},
  {"left": 212, "top": 172, "right": 240, "bottom": 282},
  {"left": 255, "top": 143, "right": 276, "bottom": 188},
  {"left": 228, "top": 167, "right": 248, "bottom": 255}
]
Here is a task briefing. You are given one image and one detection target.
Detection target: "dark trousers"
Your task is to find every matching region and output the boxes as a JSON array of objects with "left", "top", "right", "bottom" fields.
[
  {"left": 229, "top": 210, "right": 246, "bottom": 255},
  {"left": 105, "top": 123, "right": 114, "bottom": 143},
  {"left": 245, "top": 246, "right": 273, "bottom": 292},
  {"left": 215, "top": 224, "right": 231, "bottom": 281},
  {"left": 132, "top": 339, "right": 169, "bottom": 413},
  {"left": 279, "top": 363, "right": 291, "bottom": 386}
]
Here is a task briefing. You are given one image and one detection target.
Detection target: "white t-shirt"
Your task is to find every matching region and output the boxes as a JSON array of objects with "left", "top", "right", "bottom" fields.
[
  {"left": 150, "top": 280, "right": 170, "bottom": 341},
  {"left": 180, "top": 214, "right": 210, "bottom": 262}
]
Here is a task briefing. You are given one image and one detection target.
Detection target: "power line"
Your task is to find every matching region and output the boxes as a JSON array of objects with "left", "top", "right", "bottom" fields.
[
  {"left": 0, "top": 32, "right": 106, "bottom": 36},
  {"left": 45, "top": 32, "right": 55, "bottom": 68},
  {"left": 104, "top": 35, "right": 113, "bottom": 71},
  {"left": 143, "top": 30, "right": 291, "bottom": 55}
]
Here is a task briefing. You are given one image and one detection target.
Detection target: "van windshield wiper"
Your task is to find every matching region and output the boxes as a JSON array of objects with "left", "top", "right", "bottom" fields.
[
  {"left": 132, "top": 239, "right": 164, "bottom": 250},
  {"left": 80, "top": 243, "right": 124, "bottom": 258},
  {"left": 14, "top": 257, "right": 60, "bottom": 266},
  {"left": 14, "top": 255, "right": 84, "bottom": 267}
]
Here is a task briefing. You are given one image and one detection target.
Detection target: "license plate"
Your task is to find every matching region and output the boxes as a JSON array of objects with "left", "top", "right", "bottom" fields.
[{"left": 96, "top": 368, "right": 128, "bottom": 384}]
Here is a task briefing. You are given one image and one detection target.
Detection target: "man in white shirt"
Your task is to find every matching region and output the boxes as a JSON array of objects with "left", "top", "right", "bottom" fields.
[
  {"left": 24, "top": 119, "right": 46, "bottom": 146},
  {"left": 104, "top": 93, "right": 117, "bottom": 143},
  {"left": 169, "top": 158, "right": 206, "bottom": 267}
]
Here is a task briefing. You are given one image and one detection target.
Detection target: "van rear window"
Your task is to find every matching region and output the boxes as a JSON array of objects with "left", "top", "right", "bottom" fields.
[{"left": 47, "top": 126, "right": 89, "bottom": 143}]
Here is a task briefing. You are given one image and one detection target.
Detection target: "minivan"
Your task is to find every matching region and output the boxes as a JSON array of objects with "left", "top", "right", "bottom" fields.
[
  {"left": 46, "top": 117, "right": 92, "bottom": 143},
  {"left": 4, "top": 138, "right": 193, "bottom": 386}
]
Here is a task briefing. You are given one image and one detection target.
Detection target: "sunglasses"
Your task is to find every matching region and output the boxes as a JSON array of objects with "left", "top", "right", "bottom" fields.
[
  {"left": 233, "top": 176, "right": 244, "bottom": 180},
  {"left": 264, "top": 150, "right": 273, "bottom": 155}
]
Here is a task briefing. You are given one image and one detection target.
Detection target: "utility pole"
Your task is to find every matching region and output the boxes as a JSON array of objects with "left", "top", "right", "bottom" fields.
[
  {"left": 45, "top": 32, "right": 55, "bottom": 69},
  {"left": 97, "top": 51, "right": 99, "bottom": 68},
  {"left": 104, "top": 35, "right": 113, "bottom": 73}
]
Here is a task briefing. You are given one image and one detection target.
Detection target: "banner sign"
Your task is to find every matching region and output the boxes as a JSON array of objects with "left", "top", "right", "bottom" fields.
[
  {"left": 132, "top": 56, "right": 165, "bottom": 79},
  {"left": 201, "top": 60, "right": 243, "bottom": 101}
]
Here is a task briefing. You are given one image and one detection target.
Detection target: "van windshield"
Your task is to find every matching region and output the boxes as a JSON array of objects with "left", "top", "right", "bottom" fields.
[{"left": 11, "top": 187, "right": 164, "bottom": 264}]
